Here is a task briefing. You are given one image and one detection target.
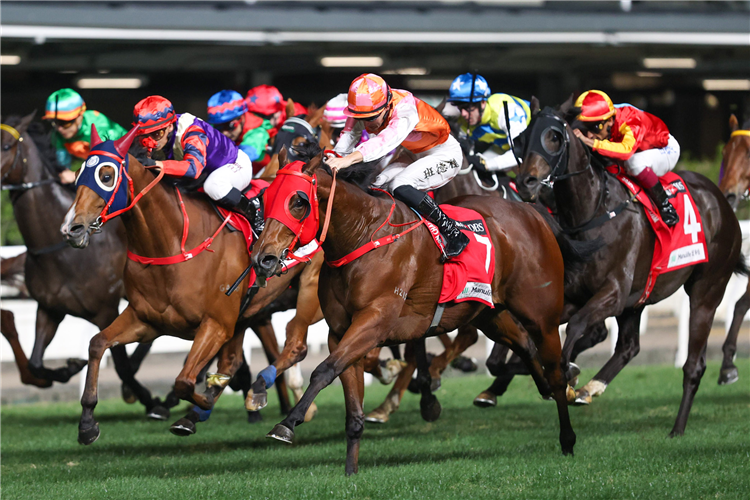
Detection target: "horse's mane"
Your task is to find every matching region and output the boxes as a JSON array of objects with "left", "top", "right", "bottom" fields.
[
  {"left": 5, "top": 115, "right": 62, "bottom": 174},
  {"left": 292, "top": 142, "right": 381, "bottom": 193}
]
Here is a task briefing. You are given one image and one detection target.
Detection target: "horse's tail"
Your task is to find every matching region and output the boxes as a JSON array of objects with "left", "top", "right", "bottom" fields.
[
  {"left": 533, "top": 204, "right": 603, "bottom": 264},
  {"left": 734, "top": 253, "right": 750, "bottom": 277}
]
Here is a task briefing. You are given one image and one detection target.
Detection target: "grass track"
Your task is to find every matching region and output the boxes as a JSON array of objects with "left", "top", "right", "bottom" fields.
[{"left": 2, "top": 360, "right": 748, "bottom": 500}]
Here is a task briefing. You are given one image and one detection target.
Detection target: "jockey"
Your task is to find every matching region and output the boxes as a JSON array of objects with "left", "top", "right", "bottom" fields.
[
  {"left": 327, "top": 73, "right": 469, "bottom": 259},
  {"left": 132, "top": 95, "right": 264, "bottom": 235},
  {"left": 207, "top": 90, "right": 271, "bottom": 176},
  {"left": 447, "top": 73, "right": 531, "bottom": 173},
  {"left": 43, "top": 88, "right": 126, "bottom": 184},
  {"left": 323, "top": 93, "right": 349, "bottom": 144},
  {"left": 573, "top": 90, "right": 680, "bottom": 226}
]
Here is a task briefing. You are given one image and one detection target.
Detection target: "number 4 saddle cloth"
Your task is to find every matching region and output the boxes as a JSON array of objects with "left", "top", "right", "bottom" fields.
[
  {"left": 609, "top": 169, "right": 708, "bottom": 305},
  {"left": 423, "top": 205, "right": 496, "bottom": 308}
]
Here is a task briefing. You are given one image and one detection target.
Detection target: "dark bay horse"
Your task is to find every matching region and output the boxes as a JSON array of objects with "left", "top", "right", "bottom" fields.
[
  {"left": 60, "top": 127, "right": 311, "bottom": 445},
  {"left": 515, "top": 100, "right": 746, "bottom": 437},
  {"left": 1, "top": 113, "right": 167, "bottom": 416},
  {"left": 252, "top": 145, "right": 576, "bottom": 474},
  {"left": 716, "top": 114, "right": 750, "bottom": 385}
]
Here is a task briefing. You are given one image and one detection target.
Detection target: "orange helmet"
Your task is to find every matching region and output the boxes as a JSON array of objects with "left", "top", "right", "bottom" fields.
[
  {"left": 576, "top": 90, "right": 615, "bottom": 122},
  {"left": 344, "top": 73, "right": 391, "bottom": 118}
]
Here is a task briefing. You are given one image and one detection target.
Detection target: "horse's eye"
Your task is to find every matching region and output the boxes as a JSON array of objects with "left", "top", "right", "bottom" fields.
[
  {"left": 2, "top": 144, "right": 10, "bottom": 151},
  {"left": 103, "top": 174, "right": 112, "bottom": 182},
  {"left": 294, "top": 198, "right": 305, "bottom": 207}
]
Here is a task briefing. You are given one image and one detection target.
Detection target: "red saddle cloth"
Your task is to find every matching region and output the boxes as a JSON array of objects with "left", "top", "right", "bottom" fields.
[
  {"left": 424, "top": 205, "right": 496, "bottom": 308},
  {"left": 609, "top": 169, "right": 708, "bottom": 305}
]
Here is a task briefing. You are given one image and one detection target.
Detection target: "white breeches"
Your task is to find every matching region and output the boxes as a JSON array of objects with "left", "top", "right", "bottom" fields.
[
  {"left": 203, "top": 150, "right": 255, "bottom": 200},
  {"left": 624, "top": 135, "right": 680, "bottom": 177},
  {"left": 374, "top": 135, "right": 463, "bottom": 192}
]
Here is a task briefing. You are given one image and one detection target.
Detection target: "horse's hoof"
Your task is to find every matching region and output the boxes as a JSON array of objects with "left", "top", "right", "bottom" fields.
[
  {"left": 718, "top": 367, "right": 739, "bottom": 385},
  {"left": 146, "top": 405, "right": 170, "bottom": 421},
  {"left": 169, "top": 418, "right": 196, "bottom": 437},
  {"left": 303, "top": 402, "right": 317, "bottom": 423},
  {"left": 562, "top": 448, "right": 575, "bottom": 457},
  {"left": 266, "top": 424, "right": 294, "bottom": 444},
  {"left": 573, "top": 389, "right": 592, "bottom": 406},
  {"left": 78, "top": 424, "right": 100, "bottom": 445},
  {"left": 451, "top": 356, "right": 478, "bottom": 373},
  {"left": 247, "top": 411, "right": 262, "bottom": 424},
  {"left": 245, "top": 390, "right": 268, "bottom": 412},
  {"left": 473, "top": 391, "right": 497, "bottom": 408},
  {"left": 566, "top": 385, "right": 577, "bottom": 403},
  {"left": 365, "top": 409, "right": 390, "bottom": 424},
  {"left": 121, "top": 383, "right": 137, "bottom": 405},
  {"left": 407, "top": 377, "right": 421, "bottom": 394},
  {"left": 66, "top": 358, "right": 88, "bottom": 374},
  {"left": 430, "top": 377, "right": 441, "bottom": 393},
  {"left": 420, "top": 395, "right": 442, "bottom": 422}
]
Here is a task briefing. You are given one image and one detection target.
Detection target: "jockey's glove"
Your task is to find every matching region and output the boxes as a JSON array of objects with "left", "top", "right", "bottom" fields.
[{"left": 467, "top": 154, "right": 489, "bottom": 173}]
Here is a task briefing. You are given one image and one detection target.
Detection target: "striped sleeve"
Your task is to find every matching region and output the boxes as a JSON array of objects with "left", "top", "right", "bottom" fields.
[
  {"left": 160, "top": 125, "right": 208, "bottom": 178},
  {"left": 593, "top": 122, "right": 638, "bottom": 161}
]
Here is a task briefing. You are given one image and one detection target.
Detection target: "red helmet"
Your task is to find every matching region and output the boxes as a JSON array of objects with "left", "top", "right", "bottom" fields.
[
  {"left": 246, "top": 85, "right": 284, "bottom": 116},
  {"left": 576, "top": 90, "right": 615, "bottom": 122},
  {"left": 344, "top": 73, "right": 391, "bottom": 118},
  {"left": 132, "top": 96, "right": 176, "bottom": 134}
]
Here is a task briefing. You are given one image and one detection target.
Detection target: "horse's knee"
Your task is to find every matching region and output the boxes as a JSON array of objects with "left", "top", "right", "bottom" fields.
[
  {"left": 619, "top": 337, "right": 640, "bottom": 363},
  {"left": 173, "top": 378, "right": 195, "bottom": 400},
  {"left": 310, "top": 361, "right": 336, "bottom": 386},
  {"left": 682, "top": 358, "right": 707, "bottom": 385},
  {"left": 345, "top": 412, "right": 364, "bottom": 441},
  {"left": 88, "top": 334, "right": 108, "bottom": 359}
]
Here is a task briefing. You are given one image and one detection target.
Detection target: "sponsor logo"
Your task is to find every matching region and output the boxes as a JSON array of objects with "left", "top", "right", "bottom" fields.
[
  {"left": 87, "top": 156, "right": 99, "bottom": 167},
  {"left": 667, "top": 243, "right": 706, "bottom": 269},
  {"left": 457, "top": 282, "right": 493, "bottom": 302},
  {"left": 462, "top": 220, "right": 486, "bottom": 234}
]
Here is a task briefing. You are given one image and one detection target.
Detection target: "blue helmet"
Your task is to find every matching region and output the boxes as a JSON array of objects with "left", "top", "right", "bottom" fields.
[
  {"left": 207, "top": 90, "right": 247, "bottom": 124},
  {"left": 448, "top": 73, "right": 491, "bottom": 103}
]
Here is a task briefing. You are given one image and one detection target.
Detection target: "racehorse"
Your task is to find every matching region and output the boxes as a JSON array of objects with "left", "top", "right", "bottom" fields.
[
  {"left": 515, "top": 98, "right": 746, "bottom": 437},
  {"left": 252, "top": 143, "right": 576, "bottom": 475},
  {"left": 1, "top": 113, "right": 167, "bottom": 417},
  {"left": 716, "top": 114, "right": 750, "bottom": 385},
  {"left": 59, "top": 126, "right": 313, "bottom": 445}
]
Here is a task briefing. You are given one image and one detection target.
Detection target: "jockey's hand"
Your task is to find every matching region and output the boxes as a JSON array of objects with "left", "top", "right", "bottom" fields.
[
  {"left": 573, "top": 129, "right": 596, "bottom": 148},
  {"left": 325, "top": 151, "right": 363, "bottom": 170},
  {"left": 467, "top": 154, "right": 489, "bottom": 173},
  {"left": 58, "top": 169, "right": 76, "bottom": 184}
]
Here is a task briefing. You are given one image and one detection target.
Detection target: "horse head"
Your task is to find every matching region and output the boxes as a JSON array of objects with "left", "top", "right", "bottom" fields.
[
  {"left": 61, "top": 125, "right": 139, "bottom": 248},
  {"left": 718, "top": 114, "right": 750, "bottom": 211},
  {"left": 264, "top": 104, "right": 330, "bottom": 177},
  {"left": 253, "top": 144, "right": 326, "bottom": 283},
  {"left": 1, "top": 111, "right": 35, "bottom": 184}
]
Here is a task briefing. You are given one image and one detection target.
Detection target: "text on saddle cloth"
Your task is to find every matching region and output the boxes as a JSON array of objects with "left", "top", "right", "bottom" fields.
[
  {"left": 611, "top": 170, "right": 708, "bottom": 305},
  {"left": 423, "top": 205, "right": 496, "bottom": 308}
]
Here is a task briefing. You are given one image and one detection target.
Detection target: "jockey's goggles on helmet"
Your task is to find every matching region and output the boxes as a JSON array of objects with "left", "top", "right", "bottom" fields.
[
  {"left": 214, "top": 119, "right": 242, "bottom": 132},
  {"left": 583, "top": 120, "right": 606, "bottom": 132},
  {"left": 356, "top": 110, "right": 383, "bottom": 122},
  {"left": 455, "top": 102, "right": 481, "bottom": 112},
  {"left": 142, "top": 127, "right": 168, "bottom": 141},
  {"left": 50, "top": 117, "right": 80, "bottom": 130}
]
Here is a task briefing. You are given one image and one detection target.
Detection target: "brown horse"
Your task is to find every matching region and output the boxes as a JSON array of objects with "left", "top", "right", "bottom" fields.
[
  {"left": 716, "top": 114, "right": 750, "bottom": 385},
  {"left": 60, "top": 127, "right": 313, "bottom": 445},
  {"left": 515, "top": 100, "right": 746, "bottom": 437},
  {"left": 252, "top": 144, "right": 575, "bottom": 474}
]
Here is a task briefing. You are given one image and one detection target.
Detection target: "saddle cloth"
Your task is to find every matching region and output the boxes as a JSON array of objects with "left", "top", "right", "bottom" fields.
[
  {"left": 611, "top": 169, "right": 708, "bottom": 304},
  {"left": 424, "top": 205, "right": 496, "bottom": 308}
]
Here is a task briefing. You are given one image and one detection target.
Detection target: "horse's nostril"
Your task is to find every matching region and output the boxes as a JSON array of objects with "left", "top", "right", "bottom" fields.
[
  {"left": 260, "top": 254, "right": 278, "bottom": 271},
  {"left": 523, "top": 176, "right": 539, "bottom": 187},
  {"left": 69, "top": 223, "right": 85, "bottom": 236}
]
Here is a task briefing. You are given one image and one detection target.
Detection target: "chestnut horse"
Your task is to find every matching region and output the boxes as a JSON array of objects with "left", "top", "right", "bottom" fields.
[
  {"left": 716, "top": 114, "right": 750, "bottom": 385},
  {"left": 252, "top": 144, "right": 575, "bottom": 474},
  {"left": 60, "top": 127, "right": 312, "bottom": 445},
  {"left": 515, "top": 101, "right": 746, "bottom": 437}
]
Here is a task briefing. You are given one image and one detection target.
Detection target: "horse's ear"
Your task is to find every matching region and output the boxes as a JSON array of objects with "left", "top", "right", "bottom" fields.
[
  {"left": 302, "top": 151, "right": 322, "bottom": 175},
  {"left": 285, "top": 99, "right": 296, "bottom": 119},
  {"left": 17, "top": 110, "right": 37, "bottom": 135},
  {"left": 90, "top": 124, "right": 103, "bottom": 147},
  {"left": 114, "top": 126, "right": 139, "bottom": 158},
  {"left": 729, "top": 114, "right": 739, "bottom": 132},
  {"left": 434, "top": 97, "right": 447, "bottom": 115},
  {"left": 278, "top": 146, "right": 289, "bottom": 168},
  {"left": 558, "top": 94, "right": 575, "bottom": 115},
  {"left": 530, "top": 96, "right": 541, "bottom": 116},
  {"left": 306, "top": 104, "right": 326, "bottom": 128}
]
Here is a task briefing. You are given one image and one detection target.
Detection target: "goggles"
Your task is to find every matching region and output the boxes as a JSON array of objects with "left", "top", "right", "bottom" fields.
[
  {"left": 214, "top": 119, "right": 242, "bottom": 132},
  {"left": 455, "top": 102, "right": 481, "bottom": 112},
  {"left": 50, "top": 117, "right": 80, "bottom": 130}
]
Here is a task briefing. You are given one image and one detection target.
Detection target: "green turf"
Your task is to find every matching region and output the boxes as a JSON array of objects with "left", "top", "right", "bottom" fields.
[{"left": 2, "top": 360, "right": 748, "bottom": 500}]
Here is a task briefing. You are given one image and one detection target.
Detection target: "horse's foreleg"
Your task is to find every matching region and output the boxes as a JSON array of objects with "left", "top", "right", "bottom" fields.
[
  {"left": 365, "top": 344, "right": 417, "bottom": 423},
  {"left": 109, "top": 345, "right": 166, "bottom": 420},
  {"left": 246, "top": 320, "right": 294, "bottom": 417},
  {"left": 79, "top": 307, "right": 154, "bottom": 445},
  {"left": 1, "top": 309, "right": 51, "bottom": 387},
  {"left": 413, "top": 337, "right": 441, "bottom": 422},
  {"left": 719, "top": 286, "right": 748, "bottom": 385},
  {"left": 339, "top": 358, "right": 365, "bottom": 476},
  {"left": 173, "top": 318, "right": 232, "bottom": 410},
  {"left": 119, "top": 341, "right": 153, "bottom": 404},
  {"left": 575, "top": 308, "right": 643, "bottom": 405},
  {"left": 429, "top": 326, "right": 479, "bottom": 389},
  {"left": 28, "top": 307, "right": 85, "bottom": 383}
]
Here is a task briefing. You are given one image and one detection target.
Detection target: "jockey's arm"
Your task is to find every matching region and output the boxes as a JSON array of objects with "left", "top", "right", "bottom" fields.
[
  {"left": 351, "top": 97, "right": 420, "bottom": 163},
  {"left": 333, "top": 118, "right": 364, "bottom": 156},
  {"left": 156, "top": 127, "right": 208, "bottom": 178},
  {"left": 592, "top": 121, "right": 640, "bottom": 162}
]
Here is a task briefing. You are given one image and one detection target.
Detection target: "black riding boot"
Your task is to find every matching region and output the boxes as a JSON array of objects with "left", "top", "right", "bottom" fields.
[
  {"left": 394, "top": 185, "right": 469, "bottom": 260},
  {"left": 645, "top": 182, "right": 679, "bottom": 227},
  {"left": 219, "top": 187, "right": 265, "bottom": 236}
]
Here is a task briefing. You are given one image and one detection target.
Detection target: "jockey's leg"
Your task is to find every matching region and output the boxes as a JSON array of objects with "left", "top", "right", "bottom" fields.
[
  {"left": 388, "top": 136, "right": 468, "bottom": 259},
  {"left": 204, "top": 150, "right": 265, "bottom": 235},
  {"left": 624, "top": 135, "right": 681, "bottom": 227}
]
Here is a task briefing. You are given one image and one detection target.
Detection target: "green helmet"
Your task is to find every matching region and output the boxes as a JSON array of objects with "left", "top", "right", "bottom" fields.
[{"left": 44, "top": 89, "right": 86, "bottom": 121}]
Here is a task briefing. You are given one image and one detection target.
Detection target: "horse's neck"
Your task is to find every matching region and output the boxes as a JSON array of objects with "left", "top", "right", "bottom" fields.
[
  {"left": 10, "top": 135, "right": 73, "bottom": 247},
  {"left": 121, "top": 163, "right": 189, "bottom": 259},
  {"left": 554, "top": 147, "right": 607, "bottom": 230},
  {"left": 317, "top": 173, "right": 412, "bottom": 261}
]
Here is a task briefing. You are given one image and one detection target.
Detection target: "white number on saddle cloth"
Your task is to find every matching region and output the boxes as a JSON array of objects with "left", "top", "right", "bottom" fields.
[
  {"left": 682, "top": 194, "right": 701, "bottom": 243},
  {"left": 473, "top": 233, "right": 492, "bottom": 273}
]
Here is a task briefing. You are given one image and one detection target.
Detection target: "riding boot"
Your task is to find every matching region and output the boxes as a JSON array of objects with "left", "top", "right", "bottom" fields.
[
  {"left": 219, "top": 187, "right": 265, "bottom": 236},
  {"left": 393, "top": 185, "right": 469, "bottom": 260},
  {"left": 645, "top": 182, "right": 679, "bottom": 227}
]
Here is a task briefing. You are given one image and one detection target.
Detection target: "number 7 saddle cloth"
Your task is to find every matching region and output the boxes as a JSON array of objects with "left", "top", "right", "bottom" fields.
[
  {"left": 423, "top": 205, "right": 496, "bottom": 308},
  {"left": 609, "top": 169, "right": 708, "bottom": 305}
]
